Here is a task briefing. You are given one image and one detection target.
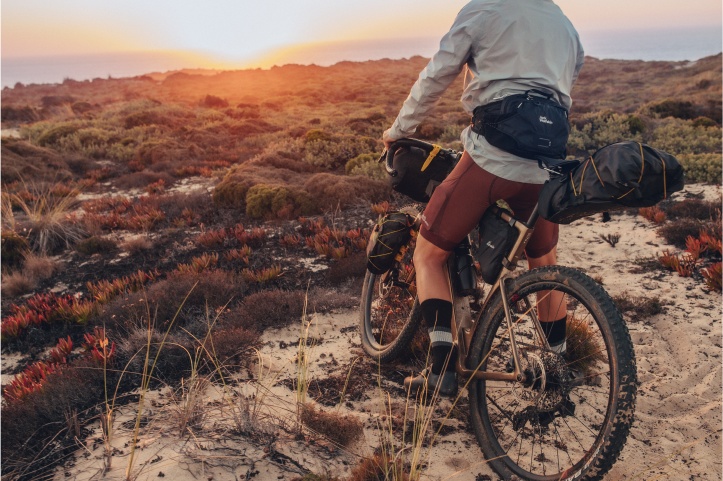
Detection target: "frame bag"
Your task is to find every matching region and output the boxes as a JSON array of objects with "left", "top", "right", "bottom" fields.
[
  {"left": 383, "top": 138, "right": 458, "bottom": 203},
  {"left": 475, "top": 206, "right": 518, "bottom": 284},
  {"left": 538, "top": 141, "right": 685, "bottom": 224}
]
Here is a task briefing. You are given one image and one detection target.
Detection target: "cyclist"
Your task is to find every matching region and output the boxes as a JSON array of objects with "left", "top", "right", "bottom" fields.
[{"left": 383, "top": 0, "right": 584, "bottom": 396}]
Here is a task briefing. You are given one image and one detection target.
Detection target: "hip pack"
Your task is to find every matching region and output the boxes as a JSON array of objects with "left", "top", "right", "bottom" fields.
[{"left": 472, "top": 90, "right": 570, "bottom": 161}]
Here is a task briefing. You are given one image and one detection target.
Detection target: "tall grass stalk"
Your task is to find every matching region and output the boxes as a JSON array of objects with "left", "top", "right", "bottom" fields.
[
  {"left": 295, "top": 292, "right": 315, "bottom": 430},
  {"left": 124, "top": 283, "right": 197, "bottom": 480}
]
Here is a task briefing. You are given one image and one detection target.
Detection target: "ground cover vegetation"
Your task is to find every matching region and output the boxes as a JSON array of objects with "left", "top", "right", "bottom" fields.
[{"left": 1, "top": 54, "right": 721, "bottom": 480}]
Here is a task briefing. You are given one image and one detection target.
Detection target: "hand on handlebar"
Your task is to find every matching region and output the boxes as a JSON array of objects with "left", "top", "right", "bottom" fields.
[{"left": 382, "top": 128, "right": 397, "bottom": 151}]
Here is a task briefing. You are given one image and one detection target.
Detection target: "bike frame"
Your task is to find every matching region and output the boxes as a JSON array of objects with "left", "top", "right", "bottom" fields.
[{"left": 449, "top": 204, "right": 551, "bottom": 383}]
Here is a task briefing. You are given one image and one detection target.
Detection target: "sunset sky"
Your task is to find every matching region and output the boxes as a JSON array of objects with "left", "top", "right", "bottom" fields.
[{"left": 2, "top": 0, "right": 722, "bottom": 71}]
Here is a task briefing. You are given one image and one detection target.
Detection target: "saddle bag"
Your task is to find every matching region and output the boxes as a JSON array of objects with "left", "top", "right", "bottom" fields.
[
  {"left": 475, "top": 206, "right": 518, "bottom": 284},
  {"left": 538, "top": 141, "right": 685, "bottom": 224},
  {"left": 472, "top": 90, "right": 570, "bottom": 161},
  {"left": 366, "top": 211, "right": 415, "bottom": 275},
  {"left": 383, "top": 138, "right": 458, "bottom": 203}
]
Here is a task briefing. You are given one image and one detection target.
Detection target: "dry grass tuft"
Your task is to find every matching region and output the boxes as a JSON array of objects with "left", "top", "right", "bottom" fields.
[
  {"left": 1, "top": 270, "right": 37, "bottom": 297},
  {"left": 612, "top": 293, "right": 667, "bottom": 319},
  {"left": 300, "top": 402, "right": 364, "bottom": 447},
  {"left": 22, "top": 252, "right": 58, "bottom": 280},
  {"left": 348, "top": 451, "right": 410, "bottom": 481},
  {"left": 565, "top": 318, "right": 607, "bottom": 375},
  {"left": 121, "top": 235, "right": 154, "bottom": 254}
]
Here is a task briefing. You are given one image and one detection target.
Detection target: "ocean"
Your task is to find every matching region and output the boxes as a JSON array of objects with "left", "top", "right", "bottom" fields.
[{"left": 1, "top": 26, "right": 721, "bottom": 88}]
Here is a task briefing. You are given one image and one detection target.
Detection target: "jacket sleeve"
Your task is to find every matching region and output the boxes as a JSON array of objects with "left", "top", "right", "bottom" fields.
[
  {"left": 385, "top": 7, "right": 478, "bottom": 140},
  {"left": 571, "top": 35, "right": 585, "bottom": 86}
]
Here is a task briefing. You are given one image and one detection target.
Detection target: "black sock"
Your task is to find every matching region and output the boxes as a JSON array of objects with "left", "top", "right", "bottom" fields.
[
  {"left": 541, "top": 316, "right": 567, "bottom": 346},
  {"left": 421, "top": 299, "right": 454, "bottom": 375}
]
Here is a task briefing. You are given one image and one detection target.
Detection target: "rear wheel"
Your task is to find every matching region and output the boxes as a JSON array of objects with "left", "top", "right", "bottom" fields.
[
  {"left": 468, "top": 266, "right": 637, "bottom": 481},
  {"left": 359, "top": 242, "right": 420, "bottom": 363}
]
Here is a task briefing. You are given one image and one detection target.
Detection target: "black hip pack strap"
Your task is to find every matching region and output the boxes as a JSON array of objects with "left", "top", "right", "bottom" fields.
[{"left": 472, "top": 90, "right": 570, "bottom": 162}]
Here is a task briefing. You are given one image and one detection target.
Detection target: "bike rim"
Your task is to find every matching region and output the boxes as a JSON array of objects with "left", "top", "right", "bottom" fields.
[
  {"left": 363, "top": 272, "right": 416, "bottom": 352},
  {"left": 475, "top": 281, "right": 618, "bottom": 480}
]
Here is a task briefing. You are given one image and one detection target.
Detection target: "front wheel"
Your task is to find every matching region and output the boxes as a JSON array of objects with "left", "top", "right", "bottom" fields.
[
  {"left": 359, "top": 247, "right": 421, "bottom": 363},
  {"left": 468, "top": 266, "right": 637, "bottom": 481}
]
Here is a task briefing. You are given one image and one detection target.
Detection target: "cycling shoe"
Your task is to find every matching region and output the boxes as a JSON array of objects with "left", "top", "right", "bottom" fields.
[{"left": 404, "top": 367, "right": 458, "bottom": 397}]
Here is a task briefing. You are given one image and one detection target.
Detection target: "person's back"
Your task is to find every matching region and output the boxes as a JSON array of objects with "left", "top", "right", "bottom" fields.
[{"left": 459, "top": 0, "right": 582, "bottom": 108}]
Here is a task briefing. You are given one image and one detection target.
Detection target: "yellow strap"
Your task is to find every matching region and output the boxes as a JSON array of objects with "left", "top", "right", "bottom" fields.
[
  {"left": 616, "top": 142, "right": 646, "bottom": 200},
  {"left": 572, "top": 157, "right": 591, "bottom": 196},
  {"left": 590, "top": 156, "right": 605, "bottom": 187},
  {"left": 421, "top": 144, "right": 442, "bottom": 172}
]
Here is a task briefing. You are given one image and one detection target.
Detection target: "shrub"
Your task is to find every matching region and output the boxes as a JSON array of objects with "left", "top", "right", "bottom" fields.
[
  {"left": 121, "top": 235, "right": 154, "bottom": 254},
  {"left": 612, "top": 294, "right": 666, "bottom": 318},
  {"left": 567, "top": 111, "right": 643, "bottom": 155},
  {"left": 202, "top": 94, "right": 229, "bottom": 108},
  {"left": 647, "top": 99, "right": 698, "bottom": 120},
  {"left": 650, "top": 118, "right": 721, "bottom": 156},
  {"left": 10, "top": 183, "right": 84, "bottom": 254},
  {"left": 248, "top": 151, "right": 316, "bottom": 173},
  {"left": 1, "top": 359, "right": 104, "bottom": 481},
  {"left": 35, "top": 123, "right": 80, "bottom": 147},
  {"left": 346, "top": 153, "right": 386, "bottom": 180},
  {"left": 211, "top": 326, "right": 260, "bottom": 362},
  {"left": 303, "top": 134, "right": 378, "bottom": 170},
  {"left": 662, "top": 198, "right": 720, "bottom": 221},
  {"left": 326, "top": 251, "right": 368, "bottom": 283},
  {"left": 1, "top": 231, "right": 29, "bottom": 268},
  {"left": 304, "top": 173, "right": 389, "bottom": 210},
  {"left": 701, "top": 262, "right": 722, "bottom": 292},
  {"left": 213, "top": 164, "right": 305, "bottom": 209},
  {"left": 22, "top": 252, "right": 57, "bottom": 280},
  {"left": 639, "top": 206, "right": 666, "bottom": 224},
  {"left": 222, "top": 289, "right": 306, "bottom": 332},
  {"left": 348, "top": 451, "right": 410, "bottom": 481},
  {"left": 657, "top": 218, "right": 706, "bottom": 249},
  {"left": 1, "top": 270, "right": 37, "bottom": 297},
  {"left": 676, "top": 153, "right": 722, "bottom": 184},
  {"left": 300, "top": 403, "right": 364, "bottom": 447},
  {"left": 115, "top": 326, "right": 192, "bottom": 386},
  {"left": 245, "top": 184, "right": 316, "bottom": 219},
  {"left": 75, "top": 235, "right": 118, "bottom": 255}
]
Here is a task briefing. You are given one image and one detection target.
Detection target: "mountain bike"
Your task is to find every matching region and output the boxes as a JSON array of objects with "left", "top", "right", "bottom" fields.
[{"left": 358, "top": 156, "right": 637, "bottom": 481}]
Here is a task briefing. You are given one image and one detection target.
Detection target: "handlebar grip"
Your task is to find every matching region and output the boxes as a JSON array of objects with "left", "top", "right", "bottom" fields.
[{"left": 384, "top": 148, "right": 398, "bottom": 177}]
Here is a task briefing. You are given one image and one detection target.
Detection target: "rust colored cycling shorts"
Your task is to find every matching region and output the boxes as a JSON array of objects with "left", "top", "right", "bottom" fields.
[{"left": 419, "top": 152, "right": 558, "bottom": 258}]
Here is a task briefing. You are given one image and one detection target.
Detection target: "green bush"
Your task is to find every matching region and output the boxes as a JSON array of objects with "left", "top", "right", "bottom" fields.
[
  {"left": 303, "top": 134, "right": 378, "bottom": 170},
  {"left": 567, "top": 111, "right": 643, "bottom": 155},
  {"left": 647, "top": 99, "right": 698, "bottom": 120},
  {"left": 650, "top": 118, "right": 721, "bottom": 156},
  {"left": 245, "top": 183, "right": 316, "bottom": 219},
  {"left": 676, "top": 153, "right": 722, "bottom": 184},
  {"left": 35, "top": 123, "right": 81, "bottom": 147},
  {"left": 345, "top": 153, "right": 386, "bottom": 180}
]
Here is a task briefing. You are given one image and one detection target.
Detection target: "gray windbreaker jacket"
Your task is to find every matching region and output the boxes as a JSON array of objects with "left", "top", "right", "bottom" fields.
[{"left": 385, "top": 0, "right": 584, "bottom": 184}]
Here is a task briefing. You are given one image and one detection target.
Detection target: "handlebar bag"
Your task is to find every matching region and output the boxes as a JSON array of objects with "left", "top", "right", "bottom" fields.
[
  {"left": 538, "top": 141, "right": 685, "bottom": 224},
  {"left": 385, "top": 139, "right": 458, "bottom": 203},
  {"left": 366, "top": 211, "right": 415, "bottom": 274}
]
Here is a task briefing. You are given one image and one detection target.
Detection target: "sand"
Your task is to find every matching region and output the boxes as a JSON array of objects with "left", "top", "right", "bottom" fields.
[{"left": 48, "top": 183, "right": 722, "bottom": 480}]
